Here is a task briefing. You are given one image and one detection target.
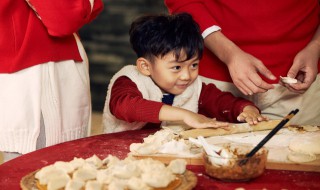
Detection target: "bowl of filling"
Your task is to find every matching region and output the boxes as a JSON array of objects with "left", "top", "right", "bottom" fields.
[{"left": 202, "top": 143, "right": 268, "bottom": 182}]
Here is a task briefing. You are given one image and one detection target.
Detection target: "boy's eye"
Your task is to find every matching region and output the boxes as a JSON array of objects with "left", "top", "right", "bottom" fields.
[
  {"left": 172, "top": 66, "right": 181, "bottom": 70},
  {"left": 191, "top": 63, "right": 199, "bottom": 69}
]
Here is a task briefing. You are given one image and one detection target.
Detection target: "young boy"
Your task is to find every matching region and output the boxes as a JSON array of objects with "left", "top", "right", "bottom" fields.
[{"left": 103, "top": 13, "right": 267, "bottom": 133}]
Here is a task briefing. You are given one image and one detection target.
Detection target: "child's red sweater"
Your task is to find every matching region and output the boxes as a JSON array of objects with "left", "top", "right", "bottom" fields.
[{"left": 109, "top": 76, "right": 256, "bottom": 128}]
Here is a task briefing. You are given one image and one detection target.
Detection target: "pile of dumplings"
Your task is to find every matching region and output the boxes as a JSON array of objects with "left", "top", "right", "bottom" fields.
[{"left": 35, "top": 154, "right": 187, "bottom": 190}]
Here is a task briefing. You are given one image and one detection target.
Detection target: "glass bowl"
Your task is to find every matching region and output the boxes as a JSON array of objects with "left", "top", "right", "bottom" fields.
[{"left": 202, "top": 143, "right": 268, "bottom": 182}]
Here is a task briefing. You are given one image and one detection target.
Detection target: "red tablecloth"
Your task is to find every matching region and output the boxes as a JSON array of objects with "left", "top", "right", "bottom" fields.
[{"left": 0, "top": 128, "right": 319, "bottom": 190}]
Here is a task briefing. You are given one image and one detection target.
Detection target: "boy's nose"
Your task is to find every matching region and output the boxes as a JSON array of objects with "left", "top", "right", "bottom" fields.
[{"left": 180, "top": 69, "right": 191, "bottom": 80}]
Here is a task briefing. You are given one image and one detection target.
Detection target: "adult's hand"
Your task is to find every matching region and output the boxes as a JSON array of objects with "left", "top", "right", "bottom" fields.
[
  {"left": 226, "top": 48, "right": 276, "bottom": 95},
  {"left": 283, "top": 26, "right": 320, "bottom": 93},
  {"left": 204, "top": 31, "right": 276, "bottom": 95}
]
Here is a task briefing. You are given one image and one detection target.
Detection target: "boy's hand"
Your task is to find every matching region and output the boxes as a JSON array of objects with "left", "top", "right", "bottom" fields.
[
  {"left": 183, "top": 112, "right": 229, "bottom": 129},
  {"left": 159, "top": 105, "right": 228, "bottom": 129},
  {"left": 237, "top": 105, "right": 268, "bottom": 125}
]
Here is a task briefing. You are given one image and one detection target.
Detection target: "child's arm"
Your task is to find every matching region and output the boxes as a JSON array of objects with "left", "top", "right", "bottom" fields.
[
  {"left": 110, "top": 77, "right": 163, "bottom": 123},
  {"left": 199, "top": 82, "right": 265, "bottom": 123},
  {"left": 237, "top": 105, "right": 268, "bottom": 125},
  {"left": 159, "top": 105, "right": 228, "bottom": 129}
]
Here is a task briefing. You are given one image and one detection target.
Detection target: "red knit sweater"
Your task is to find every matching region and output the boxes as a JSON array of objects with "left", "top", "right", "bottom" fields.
[
  {"left": 109, "top": 76, "right": 256, "bottom": 128},
  {"left": 0, "top": 0, "right": 103, "bottom": 73},
  {"left": 165, "top": 0, "right": 320, "bottom": 83}
]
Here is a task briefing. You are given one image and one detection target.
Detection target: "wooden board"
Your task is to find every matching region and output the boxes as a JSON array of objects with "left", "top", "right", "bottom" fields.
[
  {"left": 133, "top": 154, "right": 320, "bottom": 172},
  {"left": 132, "top": 128, "right": 320, "bottom": 172},
  {"left": 133, "top": 153, "right": 320, "bottom": 172},
  {"left": 132, "top": 154, "right": 203, "bottom": 165},
  {"left": 267, "top": 157, "right": 320, "bottom": 172}
]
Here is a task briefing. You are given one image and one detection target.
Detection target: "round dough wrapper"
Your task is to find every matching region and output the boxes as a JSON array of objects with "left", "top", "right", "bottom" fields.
[
  {"left": 289, "top": 135, "right": 320, "bottom": 154},
  {"left": 287, "top": 152, "right": 317, "bottom": 163}
]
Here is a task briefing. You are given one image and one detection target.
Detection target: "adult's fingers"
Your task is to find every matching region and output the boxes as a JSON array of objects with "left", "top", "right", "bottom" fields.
[
  {"left": 256, "top": 62, "right": 276, "bottom": 81},
  {"left": 250, "top": 72, "right": 274, "bottom": 89},
  {"left": 285, "top": 83, "right": 308, "bottom": 93},
  {"left": 235, "top": 82, "right": 253, "bottom": 95},
  {"left": 284, "top": 74, "right": 314, "bottom": 93},
  {"left": 235, "top": 74, "right": 273, "bottom": 95}
]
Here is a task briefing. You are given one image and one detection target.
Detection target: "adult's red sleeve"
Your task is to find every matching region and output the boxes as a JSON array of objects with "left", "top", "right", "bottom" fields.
[
  {"left": 164, "top": 0, "right": 218, "bottom": 33},
  {"left": 198, "top": 83, "right": 258, "bottom": 122},
  {"left": 27, "top": 0, "right": 104, "bottom": 36},
  {"left": 109, "top": 76, "right": 163, "bottom": 123}
]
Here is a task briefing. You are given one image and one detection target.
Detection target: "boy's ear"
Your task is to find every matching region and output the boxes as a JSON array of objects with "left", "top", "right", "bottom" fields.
[{"left": 136, "top": 57, "right": 151, "bottom": 76}]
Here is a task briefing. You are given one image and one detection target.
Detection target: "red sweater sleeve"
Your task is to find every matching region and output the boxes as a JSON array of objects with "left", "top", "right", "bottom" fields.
[
  {"left": 109, "top": 76, "right": 163, "bottom": 123},
  {"left": 164, "top": 0, "right": 218, "bottom": 33},
  {"left": 27, "top": 0, "right": 104, "bottom": 36},
  {"left": 198, "top": 83, "right": 258, "bottom": 122}
]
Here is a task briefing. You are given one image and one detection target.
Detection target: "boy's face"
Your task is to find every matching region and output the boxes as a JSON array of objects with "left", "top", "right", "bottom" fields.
[{"left": 148, "top": 52, "right": 199, "bottom": 95}]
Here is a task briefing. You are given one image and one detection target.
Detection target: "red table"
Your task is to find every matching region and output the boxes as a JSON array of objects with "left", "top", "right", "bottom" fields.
[{"left": 0, "top": 128, "right": 319, "bottom": 190}]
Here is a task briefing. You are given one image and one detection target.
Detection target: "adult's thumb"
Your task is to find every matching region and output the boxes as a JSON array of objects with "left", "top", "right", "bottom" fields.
[{"left": 287, "top": 67, "right": 299, "bottom": 79}]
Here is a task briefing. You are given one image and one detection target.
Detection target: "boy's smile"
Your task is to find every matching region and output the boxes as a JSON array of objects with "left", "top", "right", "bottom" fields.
[{"left": 147, "top": 51, "right": 199, "bottom": 95}]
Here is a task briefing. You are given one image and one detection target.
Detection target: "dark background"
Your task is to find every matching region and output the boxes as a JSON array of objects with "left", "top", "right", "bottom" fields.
[{"left": 79, "top": 0, "right": 168, "bottom": 111}]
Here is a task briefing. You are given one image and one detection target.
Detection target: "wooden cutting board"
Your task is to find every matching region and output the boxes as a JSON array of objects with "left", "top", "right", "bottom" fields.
[
  {"left": 267, "top": 154, "right": 320, "bottom": 172},
  {"left": 133, "top": 154, "right": 320, "bottom": 172},
  {"left": 133, "top": 127, "right": 320, "bottom": 172}
]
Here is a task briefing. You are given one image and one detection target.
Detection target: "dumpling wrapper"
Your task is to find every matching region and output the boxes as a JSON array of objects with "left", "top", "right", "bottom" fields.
[
  {"left": 35, "top": 166, "right": 66, "bottom": 185},
  {"left": 287, "top": 152, "right": 317, "bottom": 163},
  {"left": 127, "top": 177, "right": 151, "bottom": 190},
  {"left": 280, "top": 76, "right": 298, "bottom": 84},
  {"left": 47, "top": 173, "right": 70, "bottom": 190},
  {"left": 289, "top": 135, "right": 320, "bottom": 155},
  {"left": 141, "top": 169, "right": 175, "bottom": 188},
  {"left": 167, "top": 159, "right": 186, "bottom": 174},
  {"left": 85, "top": 180, "right": 102, "bottom": 190},
  {"left": 73, "top": 167, "right": 97, "bottom": 181},
  {"left": 65, "top": 179, "right": 85, "bottom": 190}
]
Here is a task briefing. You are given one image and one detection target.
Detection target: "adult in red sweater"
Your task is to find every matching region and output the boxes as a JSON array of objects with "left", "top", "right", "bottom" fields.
[
  {"left": 0, "top": 0, "right": 103, "bottom": 162},
  {"left": 103, "top": 13, "right": 267, "bottom": 133},
  {"left": 165, "top": 0, "right": 320, "bottom": 125}
]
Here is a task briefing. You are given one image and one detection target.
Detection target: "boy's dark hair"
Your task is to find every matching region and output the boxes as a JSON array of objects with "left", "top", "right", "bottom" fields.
[{"left": 129, "top": 13, "right": 203, "bottom": 63}]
